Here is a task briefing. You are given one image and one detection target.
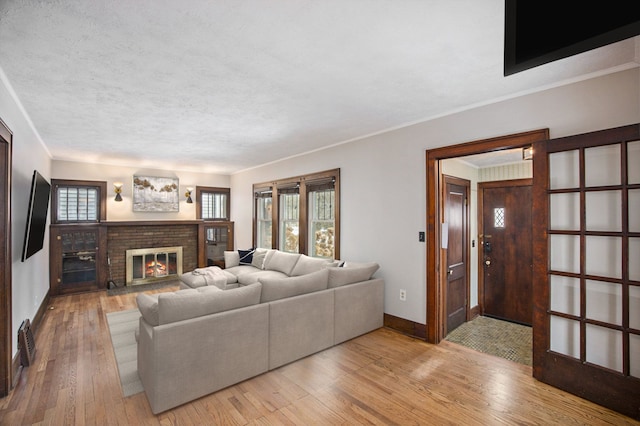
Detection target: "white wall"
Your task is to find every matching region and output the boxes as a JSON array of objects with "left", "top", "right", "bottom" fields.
[
  {"left": 51, "top": 161, "right": 230, "bottom": 222},
  {"left": 1, "top": 68, "right": 52, "bottom": 358},
  {"left": 231, "top": 68, "right": 640, "bottom": 324}
]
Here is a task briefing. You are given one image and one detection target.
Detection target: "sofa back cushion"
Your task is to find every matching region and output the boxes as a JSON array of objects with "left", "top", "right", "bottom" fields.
[
  {"left": 264, "top": 250, "right": 301, "bottom": 275},
  {"left": 224, "top": 250, "right": 240, "bottom": 267},
  {"left": 136, "top": 292, "right": 162, "bottom": 326},
  {"left": 259, "top": 269, "right": 329, "bottom": 302},
  {"left": 327, "top": 262, "right": 379, "bottom": 288},
  {"left": 155, "top": 283, "right": 262, "bottom": 325},
  {"left": 290, "top": 255, "right": 333, "bottom": 276}
]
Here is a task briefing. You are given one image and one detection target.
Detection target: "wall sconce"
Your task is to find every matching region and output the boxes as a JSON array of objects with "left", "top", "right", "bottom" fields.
[
  {"left": 522, "top": 146, "right": 533, "bottom": 160},
  {"left": 113, "top": 182, "right": 123, "bottom": 202},
  {"left": 185, "top": 187, "right": 193, "bottom": 203}
]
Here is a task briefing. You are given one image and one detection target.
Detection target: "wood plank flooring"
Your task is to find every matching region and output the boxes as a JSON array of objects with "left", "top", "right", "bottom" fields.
[{"left": 1, "top": 287, "right": 638, "bottom": 425}]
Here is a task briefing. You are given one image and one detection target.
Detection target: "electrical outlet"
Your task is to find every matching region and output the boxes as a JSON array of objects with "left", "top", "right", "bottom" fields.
[{"left": 399, "top": 289, "right": 407, "bottom": 301}]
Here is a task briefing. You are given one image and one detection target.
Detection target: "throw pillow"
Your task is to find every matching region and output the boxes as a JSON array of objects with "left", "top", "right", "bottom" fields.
[
  {"left": 259, "top": 269, "right": 329, "bottom": 303},
  {"left": 327, "top": 262, "right": 379, "bottom": 288},
  {"left": 238, "top": 248, "right": 255, "bottom": 265},
  {"left": 251, "top": 248, "right": 269, "bottom": 269}
]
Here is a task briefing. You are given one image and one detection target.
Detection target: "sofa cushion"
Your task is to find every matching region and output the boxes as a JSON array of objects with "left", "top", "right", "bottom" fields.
[
  {"left": 157, "top": 283, "right": 262, "bottom": 324},
  {"left": 222, "top": 269, "right": 238, "bottom": 284},
  {"left": 224, "top": 250, "right": 240, "bottom": 267},
  {"left": 136, "top": 292, "right": 161, "bottom": 326},
  {"left": 259, "top": 269, "right": 329, "bottom": 303},
  {"left": 290, "top": 255, "right": 332, "bottom": 276},
  {"left": 327, "top": 262, "right": 379, "bottom": 288},
  {"left": 237, "top": 270, "right": 288, "bottom": 286},
  {"left": 264, "top": 250, "right": 301, "bottom": 275},
  {"left": 225, "top": 265, "right": 262, "bottom": 276}
]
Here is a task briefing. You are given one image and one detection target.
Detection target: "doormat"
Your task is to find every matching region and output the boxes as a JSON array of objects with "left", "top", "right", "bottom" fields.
[
  {"left": 106, "top": 279, "right": 180, "bottom": 296},
  {"left": 445, "top": 316, "right": 532, "bottom": 366}
]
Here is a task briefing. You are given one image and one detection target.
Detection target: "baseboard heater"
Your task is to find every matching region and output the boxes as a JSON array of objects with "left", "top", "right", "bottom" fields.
[{"left": 18, "top": 319, "right": 36, "bottom": 367}]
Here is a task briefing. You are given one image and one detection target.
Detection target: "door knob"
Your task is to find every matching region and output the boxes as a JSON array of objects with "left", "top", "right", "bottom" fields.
[
  {"left": 485, "top": 260, "right": 491, "bottom": 266},
  {"left": 448, "top": 269, "right": 453, "bottom": 275}
]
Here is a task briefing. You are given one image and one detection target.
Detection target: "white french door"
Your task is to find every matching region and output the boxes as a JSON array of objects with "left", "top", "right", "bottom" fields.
[{"left": 532, "top": 124, "right": 640, "bottom": 419}]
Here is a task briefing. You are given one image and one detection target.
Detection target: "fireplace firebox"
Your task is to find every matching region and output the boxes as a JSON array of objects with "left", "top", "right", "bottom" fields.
[{"left": 125, "top": 246, "right": 183, "bottom": 286}]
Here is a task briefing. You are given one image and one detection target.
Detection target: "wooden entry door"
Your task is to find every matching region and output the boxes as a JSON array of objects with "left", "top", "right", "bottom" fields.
[
  {"left": 532, "top": 124, "right": 640, "bottom": 419},
  {"left": 444, "top": 176, "right": 469, "bottom": 334},
  {"left": 479, "top": 179, "right": 533, "bottom": 325}
]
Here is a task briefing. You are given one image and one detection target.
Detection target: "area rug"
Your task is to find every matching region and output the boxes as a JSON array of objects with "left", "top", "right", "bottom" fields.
[
  {"left": 106, "top": 308, "right": 144, "bottom": 397},
  {"left": 444, "top": 316, "right": 532, "bottom": 366}
]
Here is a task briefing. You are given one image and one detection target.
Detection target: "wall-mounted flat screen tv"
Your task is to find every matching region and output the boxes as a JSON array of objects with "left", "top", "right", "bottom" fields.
[
  {"left": 21, "top": 170, "right": 51, "bottom": 261},
  {"left": 504, "top": 1, "right": 640, "bottom": 76}
]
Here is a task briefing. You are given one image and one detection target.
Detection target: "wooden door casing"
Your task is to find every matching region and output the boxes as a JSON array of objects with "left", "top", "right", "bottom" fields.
[
  {"left": 479, "top": 179, "right": 533, "bottom": 325},
  {"left": 0, "top": 118, "right": 12, "bottom": 397},
  {"left": 426, "top": 128, "right": 549, "bottom": 344}
]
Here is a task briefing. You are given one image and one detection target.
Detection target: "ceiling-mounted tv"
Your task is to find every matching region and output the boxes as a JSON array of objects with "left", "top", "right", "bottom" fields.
[
  {"left": 21, "top": 170, "right": 51, "bottom": 262},
  {"left": 504, "top": 1, "right": 640, "bottom": 76}
]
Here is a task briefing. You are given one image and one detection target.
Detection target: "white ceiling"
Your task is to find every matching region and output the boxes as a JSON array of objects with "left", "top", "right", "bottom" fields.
[{"left": 0, "top": 1, "right": 638, "bottom": 174}]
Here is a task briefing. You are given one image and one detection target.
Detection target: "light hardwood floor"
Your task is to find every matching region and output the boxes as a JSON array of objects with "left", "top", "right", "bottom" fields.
[{"left": 1, "top": 287, "right": 638, "bottom": 425}]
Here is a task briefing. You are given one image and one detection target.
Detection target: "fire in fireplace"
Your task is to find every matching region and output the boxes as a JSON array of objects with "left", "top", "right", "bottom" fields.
[{"left": 125, "top": 246, "right": 183, "bottom": 286}]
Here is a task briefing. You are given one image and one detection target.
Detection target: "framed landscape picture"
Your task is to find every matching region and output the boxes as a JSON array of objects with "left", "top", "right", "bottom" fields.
[{"left": 132, "top": 175, "right": 179, "bottom": 212}]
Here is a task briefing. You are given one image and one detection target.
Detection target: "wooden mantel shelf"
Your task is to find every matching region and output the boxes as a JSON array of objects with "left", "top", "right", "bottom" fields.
[{"left": 102, "top": 220, "right": 204, "bottom": 227}]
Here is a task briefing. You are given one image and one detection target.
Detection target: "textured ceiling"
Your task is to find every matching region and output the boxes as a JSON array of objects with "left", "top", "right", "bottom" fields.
[{"left": 0, "top": 1, "right": 638, "bottom": 174}]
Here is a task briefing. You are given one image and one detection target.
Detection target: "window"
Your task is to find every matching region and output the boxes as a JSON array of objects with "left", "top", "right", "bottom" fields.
[
  {"left": 255, "top": 187, "right": 273, "bottom": 249},
  {"left": 253, "top": 169, "right": 339, "bottom": 258},
  {"left": 309, "top": 185, "right": 335, "bottom": 258},
  {"left": 279, "top": 189, "right": 300, "bottom": 253},
  {"left": 196, "top": 187, "right": 230, "bottom": 220},
  {"left": 51, "top": 180, "right": 106, "bottom": 224}
]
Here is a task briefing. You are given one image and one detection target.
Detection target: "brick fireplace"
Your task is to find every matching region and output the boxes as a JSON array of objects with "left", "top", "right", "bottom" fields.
[{"left": 106, "top": 222, "right": 199, "bottom": 287}]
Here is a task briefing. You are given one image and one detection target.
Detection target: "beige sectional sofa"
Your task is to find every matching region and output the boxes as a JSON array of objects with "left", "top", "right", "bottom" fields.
[{"left": 135, "top": 249, "right": 383, "bottom": 414}]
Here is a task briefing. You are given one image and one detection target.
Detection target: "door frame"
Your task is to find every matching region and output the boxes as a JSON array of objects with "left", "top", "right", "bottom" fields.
[
  {"left": 0, "top": 117, "right": 12, "bottom": 397},
  {"left": 477, "top": 178, "right": 532, "bottom": 321},
  {"left": 443, "top": 175, "right": 470, "bottom": 334},
  {"left": 425, "top": 128, "right": 549, "bottom": 343}
]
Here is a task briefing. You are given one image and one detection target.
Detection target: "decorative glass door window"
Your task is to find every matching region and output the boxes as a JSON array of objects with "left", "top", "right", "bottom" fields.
[{"left": 494, "top": 207, "right": 505, "bottom": 228}]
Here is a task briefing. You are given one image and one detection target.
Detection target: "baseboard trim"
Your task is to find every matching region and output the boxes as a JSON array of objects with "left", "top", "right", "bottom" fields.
[
  {"left": 384, "top": 313, "right": 427, "bottom": 340},
  {"left": 11, "top": 289, "right": 50, "bottom": 389},
  {"left": 469, "top": 305, "right": 480, "bottom": 320}
]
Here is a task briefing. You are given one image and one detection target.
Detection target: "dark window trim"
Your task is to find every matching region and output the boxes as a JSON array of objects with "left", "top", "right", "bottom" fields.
[
  {"left": 196, "top": 186, "right": 230, "bottom": 221},
  {"left": 252, "top": 168, "right": 340, "bottom": 258},
  {"left": 51, "top": 179, "right": 107, "bottom": 224}
]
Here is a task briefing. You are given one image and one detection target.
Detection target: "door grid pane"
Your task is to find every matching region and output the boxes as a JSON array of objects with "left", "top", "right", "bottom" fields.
[{"left": 547, "top": 139, "right": 637, "bottom": 376}]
